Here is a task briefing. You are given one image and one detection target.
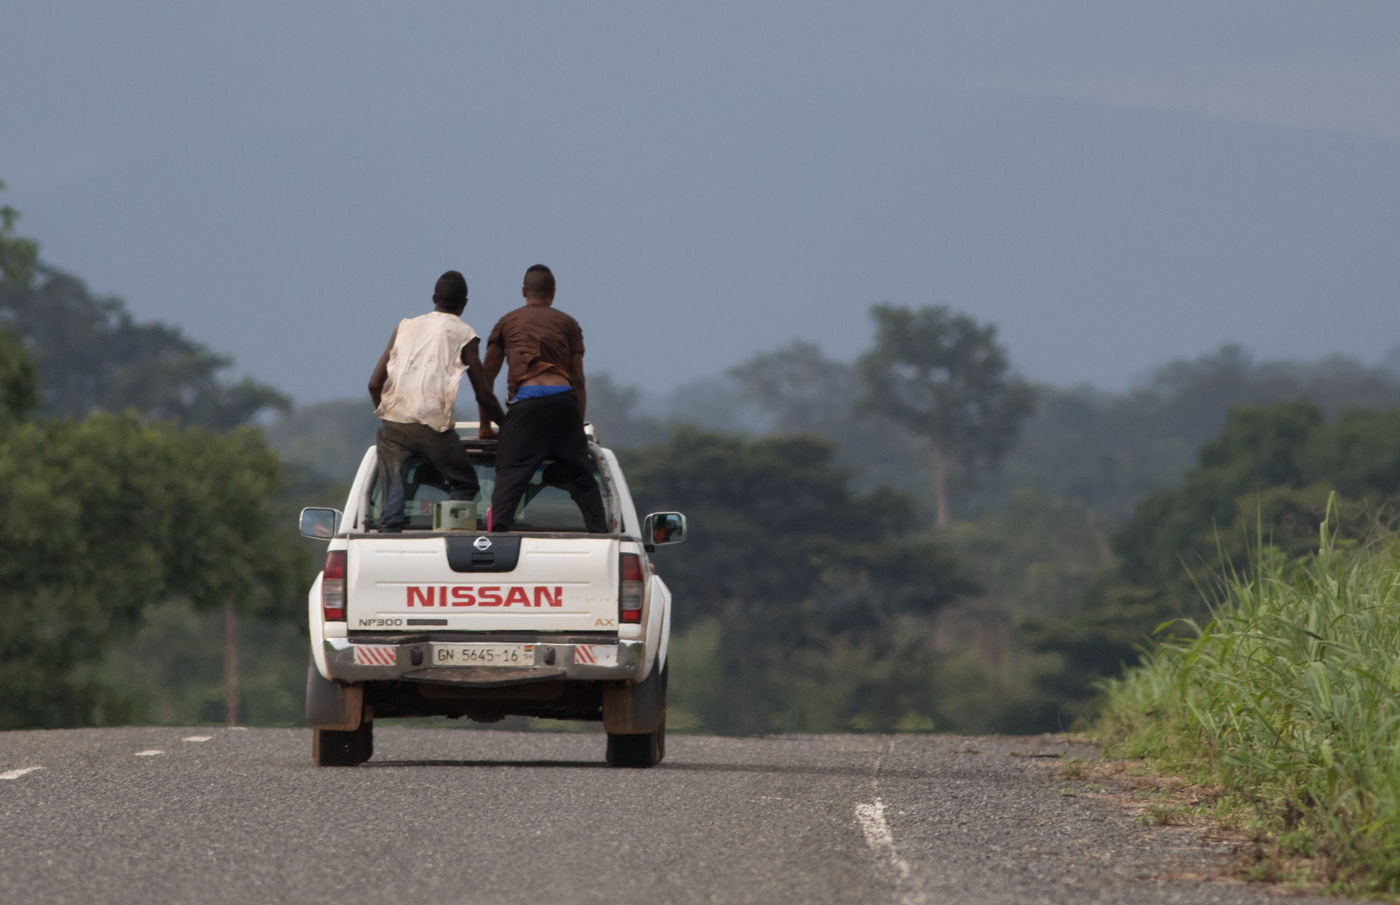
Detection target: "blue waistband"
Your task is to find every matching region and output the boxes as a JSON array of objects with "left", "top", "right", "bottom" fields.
[{"left": 510, "top": 384, "right": 573, "bottom": 403}]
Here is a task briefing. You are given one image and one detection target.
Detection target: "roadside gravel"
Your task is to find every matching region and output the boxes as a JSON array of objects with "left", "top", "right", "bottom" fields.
[{"left": 926, "top": 733, "right": 1360, "bottom": 905}]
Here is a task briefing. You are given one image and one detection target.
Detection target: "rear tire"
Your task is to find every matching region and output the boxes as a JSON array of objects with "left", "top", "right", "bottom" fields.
[
  {"left": 312, "top": 722, "right": 373, "bottom": 767},
  {"left": 606, "top": 665, "right": 666, "bottom": 768}
]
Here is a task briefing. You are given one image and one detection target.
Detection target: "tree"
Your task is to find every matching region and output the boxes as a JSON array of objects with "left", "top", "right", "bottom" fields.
[
  {"left": 0, "top": 327, "right": 37, "bottom": 422},
  {"left": 955, "top": 344, "right": 1400, "bottom": 522},
  {"left": 0, "top": 412, "right": 305, "bottom": 728},
  {"left": 857, "top": 304, "right": 1035, "bottom": 527},
  {"left": 623, "top": 427, "right": 972, "bottom": 733},
  {"left": 727, "top": 341, "right": 856, "bottom": 434},
  {"left": 1112, "top": 399, "right": 1324, "bottom": 590},
  {"left": 1031, "top": 399, "right": 1400, "bottom": 722},
  {"left": 0, "top": 264, "right": 288, "bottom": 429},
  {"left": 0, "top": 184, "right": 39, "bottom": 421},
  {"left": 934, "top": 491, "right": 1117, "bottom": 732},
  {"left": 578, "top": 372, "right": 665, "bottom": 450},
  {"left": 262, "top": 399, "right": 381, "bottom": 480},
  {"left": 0, "top": 180, "right": 38, "bottom": 288}
]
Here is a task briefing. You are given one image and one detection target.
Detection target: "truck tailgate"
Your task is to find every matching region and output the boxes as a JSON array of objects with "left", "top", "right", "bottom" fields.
[{"left": 345, "top": 535, "right": 620, "bottom": 633}]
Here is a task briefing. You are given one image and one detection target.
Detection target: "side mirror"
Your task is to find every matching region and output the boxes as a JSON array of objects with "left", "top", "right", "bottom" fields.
[
  {"left": 643, "top": 512, "right": 687, "bottom": 551},
  {"left": 299, "top": 507, "right": 343, "bottom": 539}
]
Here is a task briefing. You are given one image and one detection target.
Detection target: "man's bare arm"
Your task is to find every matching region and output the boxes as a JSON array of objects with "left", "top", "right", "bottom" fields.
[
  {"left": 368, "top": 328, "right": 397, "bottom": 408},
  {"left": 463, "top": 337, "right": 507, "bottom": 428},
  {"left": 475, "top": 335, "right": 506, "bottom": 435}
]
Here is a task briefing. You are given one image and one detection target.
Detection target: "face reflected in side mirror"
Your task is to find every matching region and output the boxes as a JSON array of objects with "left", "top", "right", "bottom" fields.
[
  {"left": 299, "top": 507, "right": 343, "bottom": 539},
  {"left": 644, "top": 511, "right": 687, "bottom": 547}
]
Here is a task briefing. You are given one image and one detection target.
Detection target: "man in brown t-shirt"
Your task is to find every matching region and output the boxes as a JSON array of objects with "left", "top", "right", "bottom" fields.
[{"left": 479, "top": 264, "right": 608, "bottom": 532}]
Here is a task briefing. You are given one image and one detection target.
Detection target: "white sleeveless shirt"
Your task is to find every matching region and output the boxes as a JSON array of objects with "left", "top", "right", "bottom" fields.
[{"left": 374, "top": 311, "right": 478, "bottom": 432}]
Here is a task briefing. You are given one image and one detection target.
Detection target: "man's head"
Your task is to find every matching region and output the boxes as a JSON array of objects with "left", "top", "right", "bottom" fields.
[
  {"left": 433, "top": 270, "right": 468, "bottom": 313},
  {"left": 522, "top": 264, "right": 555, "bottom": 303}
]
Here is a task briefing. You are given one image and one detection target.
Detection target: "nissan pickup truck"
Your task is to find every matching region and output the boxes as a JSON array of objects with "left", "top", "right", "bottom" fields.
[{"left": 297, "top": 422, "right": 686, "bottom": 768}]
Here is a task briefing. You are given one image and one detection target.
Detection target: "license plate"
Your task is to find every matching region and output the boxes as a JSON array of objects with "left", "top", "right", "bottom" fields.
[{"left": 430, "top": 643, "right": 535, "bottom": 667}]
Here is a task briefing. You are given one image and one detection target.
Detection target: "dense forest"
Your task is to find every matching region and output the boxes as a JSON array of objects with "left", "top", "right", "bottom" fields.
[{"left": 6, "top": 181, "right": 1400, "bottom": 734}]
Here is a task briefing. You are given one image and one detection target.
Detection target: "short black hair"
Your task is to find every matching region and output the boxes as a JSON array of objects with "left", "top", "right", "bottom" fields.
[
  {"left": 523, "top": 264, "right": 555, "bottom": 299},
  {"left": 433, "top": 270, "right": 468, "bottom": 307}
]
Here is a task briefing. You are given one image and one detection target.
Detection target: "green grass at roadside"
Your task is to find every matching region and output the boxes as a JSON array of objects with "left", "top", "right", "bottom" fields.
[{"left": 1094, "top": 504, "right": 1400, "bottom": 895}]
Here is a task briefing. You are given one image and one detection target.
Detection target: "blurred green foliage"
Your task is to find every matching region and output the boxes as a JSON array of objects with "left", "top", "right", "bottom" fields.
[
  {"left": 0, "top": 327, "right": 37, "bottom": 422},
  {"left": 0, "top": 199, "right": 307, "bottom": 729},
  {"left": 857, "top": 304, "right": 1035, "bottom": 527},
  {"left": 625, "top": 427, "right": 973, "bottom": 733},
  {"left": 0, "top": 263, "right": 289, "bottom": 430},
  {"left": 0, "top": 180, "right": 39, "bottom": 287},
  {"left": 0, "top": 411, "right": 304, "bottom": 728},
  {"left": 10, "top": 182, "right": 1400, "bottom": 737},
  {"left": 1034, "top": 400, "right": 1400, "bottom": 721}
]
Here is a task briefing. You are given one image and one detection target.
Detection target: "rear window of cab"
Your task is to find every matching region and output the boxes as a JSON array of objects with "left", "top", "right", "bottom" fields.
[{"left": 367, "top": 454, "right": 611, "bottom": 532}]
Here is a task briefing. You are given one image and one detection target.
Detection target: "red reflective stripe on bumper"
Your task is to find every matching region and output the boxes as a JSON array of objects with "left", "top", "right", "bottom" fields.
[{"left": 352, "top": 645, "right": 397, "bottom": 667}]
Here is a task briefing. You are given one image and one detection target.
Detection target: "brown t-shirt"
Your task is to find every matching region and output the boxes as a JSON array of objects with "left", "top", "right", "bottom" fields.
[{"left": 487, "top": 303, "right": 585, "bottom": 400}]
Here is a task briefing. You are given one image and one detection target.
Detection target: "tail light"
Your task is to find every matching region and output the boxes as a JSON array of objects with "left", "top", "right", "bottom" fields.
[
  {"left": 322, "top": 550, "right": 346, "bottom": 621},
  {"left": 619, "top": 553, "right": 644, "bottom": 624}
]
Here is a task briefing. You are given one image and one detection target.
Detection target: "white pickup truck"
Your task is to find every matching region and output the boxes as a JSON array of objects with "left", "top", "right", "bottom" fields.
[{"left": 297, "top": 422, "right": 685, "bottom": 768}]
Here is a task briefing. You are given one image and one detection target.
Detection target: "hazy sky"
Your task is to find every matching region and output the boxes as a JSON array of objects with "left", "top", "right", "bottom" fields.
[{"left": 4, "top": 2, "right": 1398, "bottom": 405}]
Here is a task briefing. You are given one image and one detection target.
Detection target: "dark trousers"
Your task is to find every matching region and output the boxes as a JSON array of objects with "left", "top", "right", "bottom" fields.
[
  {"left": 376, "top": 420, "right": 479, "bottom": 530},
  {"left": 490, "top": 391, "right": 607, "bottom": 533}
]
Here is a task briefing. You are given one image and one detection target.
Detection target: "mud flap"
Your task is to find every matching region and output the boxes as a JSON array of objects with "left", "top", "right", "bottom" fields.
[
  {"left": 305, "top": 661, "right": 365, "bottom": 730},
  {"left": 602, "top": 659, "right": 665, "bottom": 734}
]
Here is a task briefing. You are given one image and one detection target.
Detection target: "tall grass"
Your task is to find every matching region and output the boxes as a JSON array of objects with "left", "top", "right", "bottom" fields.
[{"left": 1095, "top": 503, "right": 1400, "bottom": 894}]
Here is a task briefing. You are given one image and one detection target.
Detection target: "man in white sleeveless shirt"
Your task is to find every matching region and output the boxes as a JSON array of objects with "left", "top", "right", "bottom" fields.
[{"left": 368, "top": 270, "right": 506, "bottom": 532}]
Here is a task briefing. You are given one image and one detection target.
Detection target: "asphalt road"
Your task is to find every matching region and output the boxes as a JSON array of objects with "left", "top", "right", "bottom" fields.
[{"left": 0, "top": 727, "right": 1357, "bottom": 905}]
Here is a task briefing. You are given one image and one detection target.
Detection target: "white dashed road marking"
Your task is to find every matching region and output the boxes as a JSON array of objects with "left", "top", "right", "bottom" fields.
[
  {"left": 182, "top": 736, "right": 213, "bottom": 743},
  {"left": 0, "top": 767, "right": 42, "bottom": 780},
  {"left": 134, "top": 750, "right": 165, "bottom": 757},
  {"left": 856, "top": 798, "right": 911, "bottom": 882},
  {"left": 857, "top": 740, "right": 926, "bottom": 905}
]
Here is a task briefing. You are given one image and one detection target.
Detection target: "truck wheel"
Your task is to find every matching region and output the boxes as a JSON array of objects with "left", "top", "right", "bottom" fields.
[
  {"left": 312, "top": 722, "right": 373, "bottom": 767},
  {"left": 606, "top": 664, "right": 666, "bottom": 768}
]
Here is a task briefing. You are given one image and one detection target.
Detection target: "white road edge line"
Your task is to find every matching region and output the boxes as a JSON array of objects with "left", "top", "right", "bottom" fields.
[{"left": 0, "top": 767, "right": 43, "bottom": 780}]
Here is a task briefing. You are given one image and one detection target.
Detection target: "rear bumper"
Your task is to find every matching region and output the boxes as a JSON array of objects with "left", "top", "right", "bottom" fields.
[{"left": 320, "top": 637, "right": 647, "bottom": 685}]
